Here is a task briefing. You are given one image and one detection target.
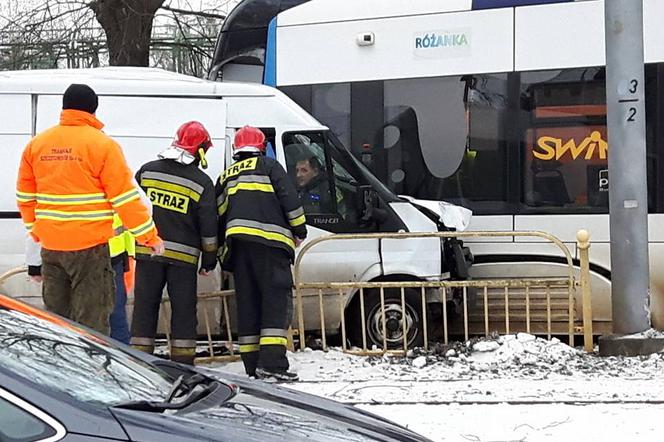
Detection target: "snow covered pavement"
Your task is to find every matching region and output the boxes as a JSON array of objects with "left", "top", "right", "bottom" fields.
[{"left": 205, "top": 333, "right": 664, "bottom": 441}]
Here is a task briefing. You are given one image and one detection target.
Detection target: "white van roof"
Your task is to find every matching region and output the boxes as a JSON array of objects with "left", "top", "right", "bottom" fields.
[{"left": 0, "top": 67, "right": 275, "bottom": 97}]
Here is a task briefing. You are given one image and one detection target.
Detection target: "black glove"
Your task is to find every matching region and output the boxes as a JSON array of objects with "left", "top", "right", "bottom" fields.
[
  {"left": 28, "top": 265, "right": 42, "bottom": 277},
  {"left": 200, "top": 251, "right": 217, "bottom": 273}
]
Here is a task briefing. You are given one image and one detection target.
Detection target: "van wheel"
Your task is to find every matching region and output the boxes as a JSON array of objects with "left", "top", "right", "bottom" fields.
[{"left": 347, "top": 288, "right": 424, "bottom": 350}]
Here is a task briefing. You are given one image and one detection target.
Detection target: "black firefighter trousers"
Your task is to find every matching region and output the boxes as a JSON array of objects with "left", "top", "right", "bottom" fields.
[
  {"left": 232, "top": 240, "right": 293, "bottom": 376},
  {"left": 130, "top": 259, "right": 198, "bottom": 364}
]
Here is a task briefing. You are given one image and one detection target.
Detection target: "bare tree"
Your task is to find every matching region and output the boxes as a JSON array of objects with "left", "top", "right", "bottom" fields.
[
  {"left": 0, "top": 0, "right": 232, "bottom": 72},
  {"left": 90, "top": 0, "right": 164, "bottom": 66}
]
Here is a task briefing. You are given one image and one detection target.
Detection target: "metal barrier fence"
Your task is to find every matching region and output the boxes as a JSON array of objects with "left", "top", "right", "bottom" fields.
[
  {"left": 293, "top": 230, "right": 594, "bottom": 355},
  {"left": 137, "top": 290, "right": 241, "bottom": 365},
  {"left": 0, "top": 267, "right": 241, "bottom": 364},
  {"left": 0, "top": 229, "right": 594, "bottom": 360}
]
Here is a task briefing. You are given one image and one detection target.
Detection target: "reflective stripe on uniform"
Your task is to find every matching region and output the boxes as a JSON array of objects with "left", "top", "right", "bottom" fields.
[
  {"left": 109, "top": 189, "right": 141, "bottom": 208},
  {"left": 261, "top": 328, "right": 289, "bottom": 337},
  {"left": 170, "top": 347, "right": 196, "bottom": 356},
  {"left": 228, "top": 219, "right": 293, "bottom": 239},
  {"left": 128, "top": 219, "right": 156, "bottom": 236},
  {"left": 217, "top": 175, "right": 275, "bottom": 215},
  {"left": 170, "top": 339, "right": 197, "bottom": 348},
  {"left": 16, "top": 191, "right": 36, "bottom": 203},
  {"left": 287, "top": 207, "right": 307, "bottom": 228},
  {"left": 259, "top": 336, "right": 288, "bottom": 347},
  {"left": 130, "top": 337, "right": 155, "bottom": 346},
  {"left": 226, "top": 226, "right": 295, "bottom": 249},
  {"left": 238, "top": 335, "right": 260, "bottom": 344},
  {"left": 141, "top": 171, "right": 203, "bottom": 202},
  {"left": 34, "top": 192, "right": 107, "bottom": 205},
  {"left": 131, "top": 344, "right": 154, "bottom": 354},
  {"left": 135, "top": 245, "right": 199, "bottom": 265},
  {"left": 239, "top": 336, "right": 260, "bottom": 353},
  {"left": 225, "top": 219, "right": 295, "bottom": 249},
  {"left": 164, "top": 241, "right": 200, "bottom": 257},
  {"left": 24, "top": 222, "right": 34, "bottom": 231},
  {"left": 142, "top": 171, "right": 205, "bottom": 195},
  {"left": 141, "top": 179, "right": 201, "bottom": 203},
  {"left": 218, "top": 244, "right": 229, "bottom": 262},
  {"left": 239, "top": 344, "right": 260, "bottom": 353},
  {"left": 201, "top": 236, "right": 217, "bottom": 252},
  {"left": 35, "top": 209, "right": 114, "bottom": 221}
]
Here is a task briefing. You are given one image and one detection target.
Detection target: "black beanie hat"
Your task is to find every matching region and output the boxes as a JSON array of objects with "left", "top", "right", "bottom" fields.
[{"left": 62, "top": 84, "right": 98, "bottom": 114}]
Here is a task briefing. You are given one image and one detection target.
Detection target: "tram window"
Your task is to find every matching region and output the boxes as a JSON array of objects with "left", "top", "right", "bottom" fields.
[
  {"left": 312, "top": 83, "right": 351, "bottom": 149},
  {"left": 520, "top": 69, "right": 608, "bottom": 213},
  {"left": 382, "top": 74, "right": 511, "bottom": 214}
]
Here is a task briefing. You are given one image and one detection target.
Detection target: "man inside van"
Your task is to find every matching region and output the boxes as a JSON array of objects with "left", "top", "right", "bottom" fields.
[
  {"left": 16, "top": 83, "right": 164, "bottom": 335},
  {"left": 295, "top": 156, "right": 346, "bottom": 217}
]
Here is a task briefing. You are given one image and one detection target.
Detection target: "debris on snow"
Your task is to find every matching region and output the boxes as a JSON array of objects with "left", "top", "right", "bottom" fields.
[
  {"left": 472, "top": 341, "right": 500, "bottom": 352},
  {"left": 620, "top": 328, "right": 664, "bottom": 339},
  {"left": 412, "top": 356, "right": 427, "bottom": 369},
  {"left": 205, "top": 333, "right": 664, "bottom": 384}
]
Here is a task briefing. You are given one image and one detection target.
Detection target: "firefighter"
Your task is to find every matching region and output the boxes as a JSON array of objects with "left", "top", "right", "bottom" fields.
[
  {"left": 131, "top": 121, "right": 218, "bottom": 365},
  {"left": 217, "top": 126, "right": 307, "bottom": 381}
]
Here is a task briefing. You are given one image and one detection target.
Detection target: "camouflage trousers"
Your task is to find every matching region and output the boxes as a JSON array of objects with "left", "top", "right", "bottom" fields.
[{"left": 41, "top": 243, "right": 115, "bottom": 335}]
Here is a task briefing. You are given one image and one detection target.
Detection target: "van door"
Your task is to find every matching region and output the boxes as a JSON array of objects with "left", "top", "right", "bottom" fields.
[
  {"left": 0, "top": 93, "right": 34, "bottom": 271},
  {"left": 36, "top": 95, "right": 228, "bottom": 182},
  {"left": 277, "top": 129, "right": 381, "bottom": 286}
]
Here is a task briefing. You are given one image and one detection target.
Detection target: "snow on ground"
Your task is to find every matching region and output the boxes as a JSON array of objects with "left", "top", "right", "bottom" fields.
[
  {"left": 204, "top": 333, "right": 664, "bottom": 441},
  {"left": 358, "top": 403, "right": 664, "bottom": 442}
]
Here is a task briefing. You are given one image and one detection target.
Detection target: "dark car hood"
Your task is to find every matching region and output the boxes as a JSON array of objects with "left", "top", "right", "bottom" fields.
[{"left": 111, "top": 368, "right": 430, "bottom": 442}]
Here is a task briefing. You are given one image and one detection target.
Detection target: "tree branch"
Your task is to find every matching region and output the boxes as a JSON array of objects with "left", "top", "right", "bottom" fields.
[{"left": 160, "top": 4, "right": 226, "bottom": 20}]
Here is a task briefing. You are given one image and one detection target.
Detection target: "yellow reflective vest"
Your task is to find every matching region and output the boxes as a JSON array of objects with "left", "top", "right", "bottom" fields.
[{"left": 109, "top": 214, "right": 136, "bottom": 258}]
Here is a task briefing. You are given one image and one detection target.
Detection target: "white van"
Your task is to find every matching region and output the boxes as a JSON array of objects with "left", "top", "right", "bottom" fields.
[{"left": 0, "top": 67, "right": 474, "bottom": 347}]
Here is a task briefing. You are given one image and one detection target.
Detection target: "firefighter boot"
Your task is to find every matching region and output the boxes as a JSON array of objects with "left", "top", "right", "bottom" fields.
[
  {"left": 255, "top": 367, "right": 299, "bottom": 382},
  {"left": 170, "top": 343, "right": 196, "bottom": 365}
]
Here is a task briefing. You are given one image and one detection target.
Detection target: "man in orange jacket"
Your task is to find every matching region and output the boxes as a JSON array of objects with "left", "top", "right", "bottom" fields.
[{"left": 16, "top": 83, "right": 164, "bottom": 334}]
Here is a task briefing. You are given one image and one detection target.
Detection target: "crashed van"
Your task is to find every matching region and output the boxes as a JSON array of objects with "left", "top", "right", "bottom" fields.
[{"left": 0, "top": 67, "right": 474, "bottom": 348}]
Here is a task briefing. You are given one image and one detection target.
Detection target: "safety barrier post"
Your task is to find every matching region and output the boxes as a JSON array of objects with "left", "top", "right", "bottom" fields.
[
  {"left": 296, "top": 284, "right": 306, "bottom": 351},
  {"left": 420, "top": 287, "right": 428, "bottom": 351},
  {"left": 577, "top": 230, "right": 594, "bottom": 352}
]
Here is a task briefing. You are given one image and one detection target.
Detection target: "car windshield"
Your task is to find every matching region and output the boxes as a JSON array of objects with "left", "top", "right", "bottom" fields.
[{"left": 0, "top": 307, "right": 172, "bottom": 406}]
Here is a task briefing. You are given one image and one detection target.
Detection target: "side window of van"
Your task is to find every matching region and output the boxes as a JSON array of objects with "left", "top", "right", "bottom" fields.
[{"left": 283, "top": 132, "right": 341, "bottom": 217}]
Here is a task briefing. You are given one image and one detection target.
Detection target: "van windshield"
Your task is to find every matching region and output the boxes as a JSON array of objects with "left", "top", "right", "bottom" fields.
[{"left": 326, "top": 131, "right": 400, "bottom": 203}]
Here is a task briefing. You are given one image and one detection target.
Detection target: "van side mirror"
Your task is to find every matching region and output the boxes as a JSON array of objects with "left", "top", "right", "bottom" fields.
[{"left": 358, "top": 185, "right": 387, "bottom": 224}]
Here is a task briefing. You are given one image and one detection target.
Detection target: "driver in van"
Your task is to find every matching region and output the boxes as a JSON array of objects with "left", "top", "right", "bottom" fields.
[{"left": 295, "top": 156, "right": 346, "bottom": 217}]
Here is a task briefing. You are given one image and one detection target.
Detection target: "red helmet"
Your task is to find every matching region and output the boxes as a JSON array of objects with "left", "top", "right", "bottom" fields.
[
  {"left": 172, "top": 121, "right": 213, "bottom": 155},
  {"left": 233, "top": 125, "right": 265, "bottom": 155}
]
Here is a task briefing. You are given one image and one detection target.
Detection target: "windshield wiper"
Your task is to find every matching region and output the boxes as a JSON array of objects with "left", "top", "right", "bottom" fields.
[{"left": 113, "top": 374, "right": 238, "bottom": 414}]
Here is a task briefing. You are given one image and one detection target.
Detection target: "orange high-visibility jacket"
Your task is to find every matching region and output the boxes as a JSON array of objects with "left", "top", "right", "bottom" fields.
[{"left": 16, "top": 109, "right": 160, "bottom": 251}]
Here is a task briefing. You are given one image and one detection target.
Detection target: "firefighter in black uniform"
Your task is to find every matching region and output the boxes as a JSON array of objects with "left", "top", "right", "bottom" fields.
[
  {"left": 131, "top": 121, "right": 218, "bottom": 365},
  {"left": 217, "top": 126, "right": 307, "bottom": 381}
]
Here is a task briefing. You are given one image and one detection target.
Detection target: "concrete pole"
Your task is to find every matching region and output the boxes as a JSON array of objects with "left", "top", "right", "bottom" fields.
[{"left": 604, "top": 0, "right": 650, "bottom": 334}]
